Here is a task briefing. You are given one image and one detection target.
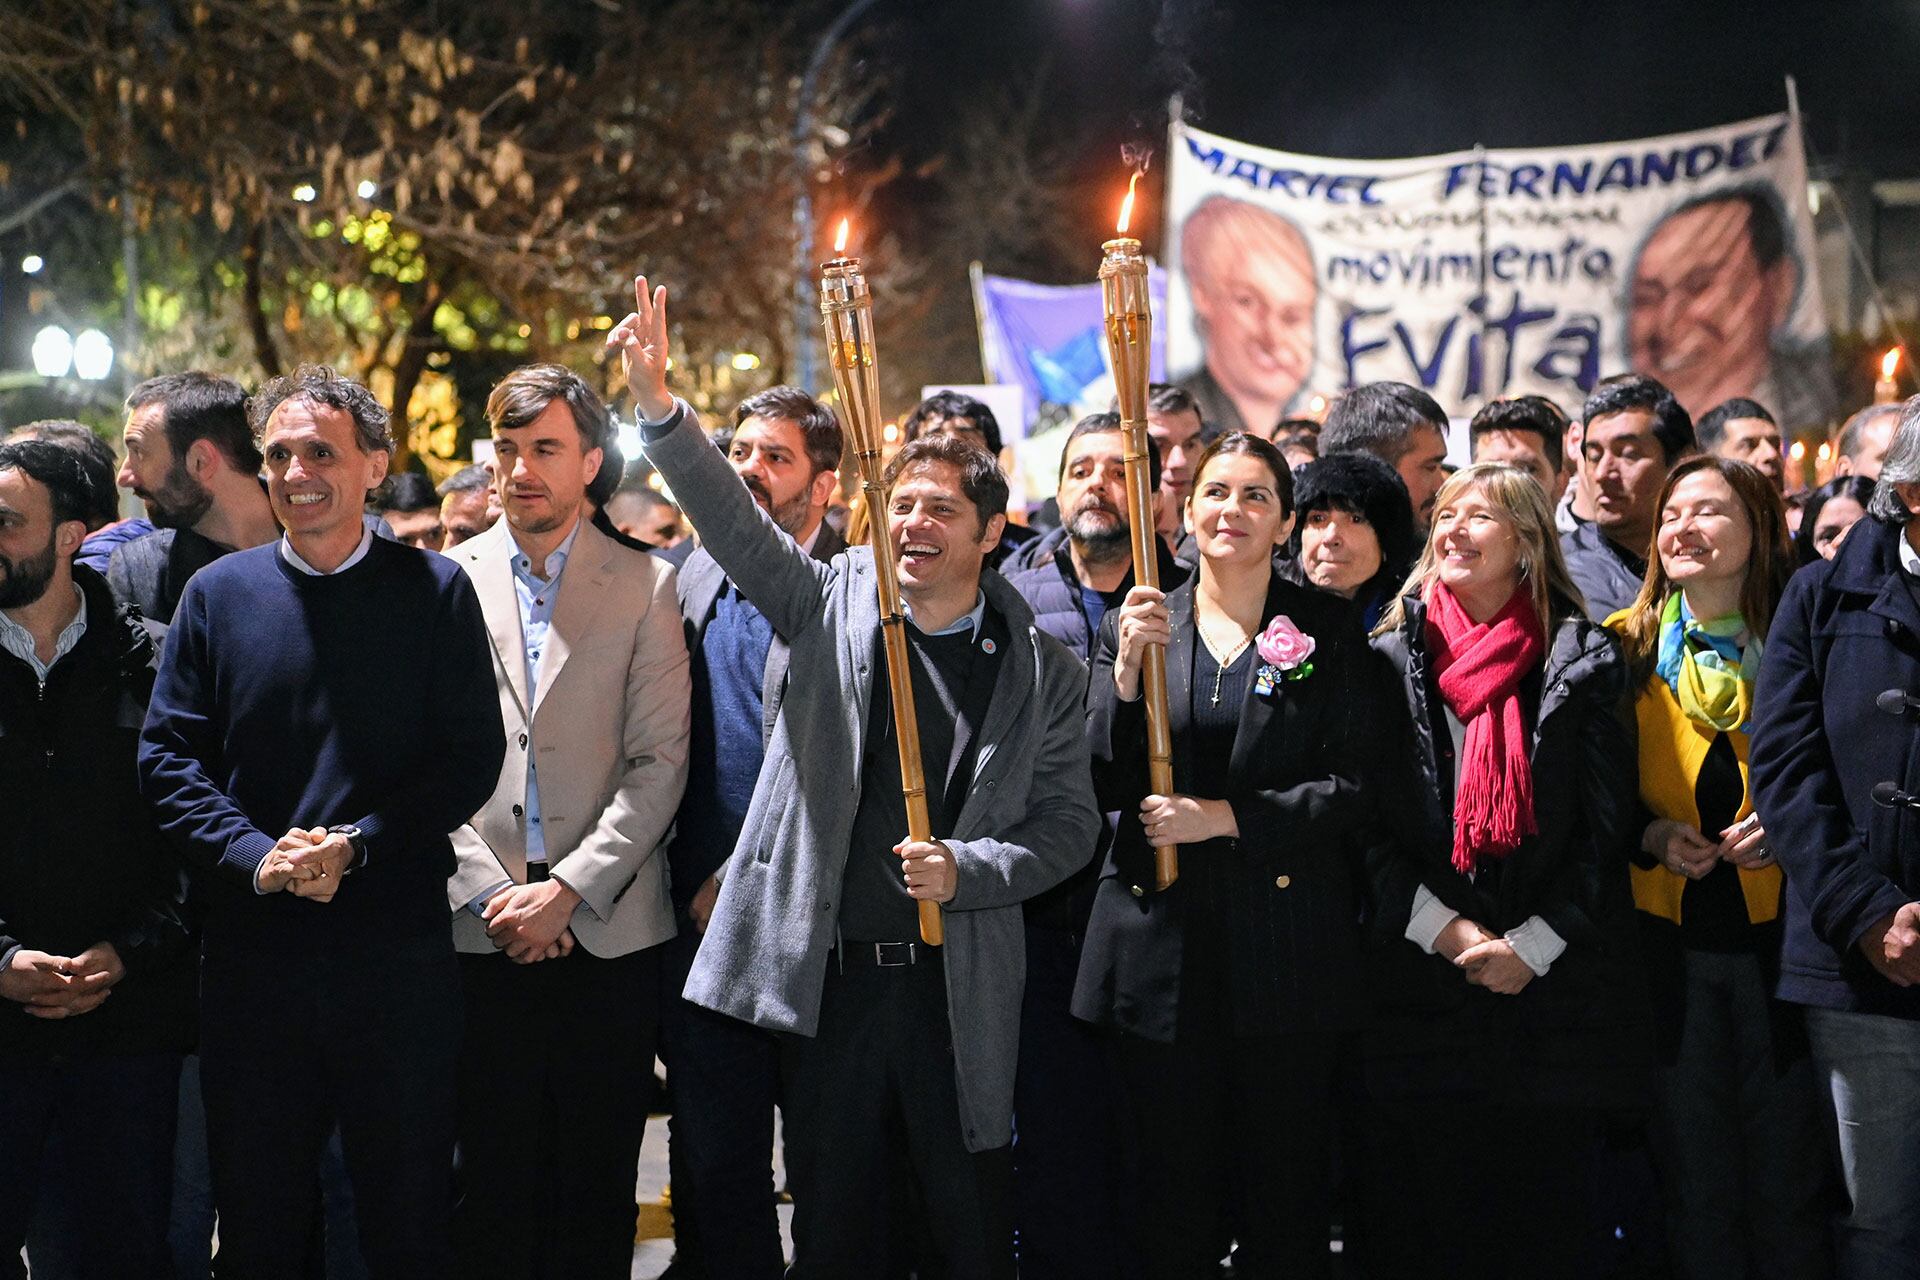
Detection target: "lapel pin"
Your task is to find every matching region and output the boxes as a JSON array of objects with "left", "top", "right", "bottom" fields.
[{"left": 981, "top": 637, "right": 997, "bottom": 655}]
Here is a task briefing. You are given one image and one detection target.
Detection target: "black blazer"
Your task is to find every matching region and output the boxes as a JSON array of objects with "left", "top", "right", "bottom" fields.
[
  {"left": 1072, "top": 571, "right": 1384, "bottom": 1043},
  {"left": 1365, "top": 596, "right": 1651, "bottom": 1109}
]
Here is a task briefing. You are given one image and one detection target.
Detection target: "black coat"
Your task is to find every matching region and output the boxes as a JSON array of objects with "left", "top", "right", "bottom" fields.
[
  {"left": 0, "top": 567, "right": 193, "bottom": 1060},
  {"left": 1751, "top": 516, "right": 1920, "bottom": 1020},
  {"left": 1364, "top": 596, "right": 1650, "bottom": 1109},
  {"left": 1073, "top": 572, "right": 1383, "bottom": 1043},
  {"left": 1003, "top": 527, "right": 1190, "bottom": 662}
]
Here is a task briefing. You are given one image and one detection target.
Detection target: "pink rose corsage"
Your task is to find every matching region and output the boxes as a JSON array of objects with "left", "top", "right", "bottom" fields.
[{"left": 1253, "top": 614, "right": 1316, "bottom": 696}]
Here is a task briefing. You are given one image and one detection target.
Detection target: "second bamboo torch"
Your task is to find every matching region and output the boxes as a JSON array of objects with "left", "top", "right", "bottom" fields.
[
  {"left": 819, "top": 218, "right": 945, "bottom": 947},
  {"left": 1100, "top": 177, "right": 1177, "bottom": 893}
]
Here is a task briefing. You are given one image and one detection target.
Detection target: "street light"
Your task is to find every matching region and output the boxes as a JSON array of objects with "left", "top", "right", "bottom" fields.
[
  {"left": 31, "top": 326, "right": 73, "bottom": 378},
  {"left": 20, "top": 255, "right": 43, "bottom": 275},
  {"left": 72, "top": 329, "right": 114, "bottom": 381},
  {"left": 791, "top": 0, "right": 881, "bottom": 394}
]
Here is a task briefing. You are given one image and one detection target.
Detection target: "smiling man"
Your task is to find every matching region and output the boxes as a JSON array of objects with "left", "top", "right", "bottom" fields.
[
  {"left": 1559, "top": 373, "right": 1697, "bottom": 620},
  {"left": 139, "top": 364, "right": 503, "bottom": 1276},
  {"left": 444, "top": 363, "right": 690, "bottom": 1278},
  {"left": 614, "top": 276, "right": 1098, "bottom": 1280}
]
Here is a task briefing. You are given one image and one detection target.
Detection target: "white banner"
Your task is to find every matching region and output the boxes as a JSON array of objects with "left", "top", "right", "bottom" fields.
[{"left": 1165, "top": 112, "right": 1833, "bottom": 433}]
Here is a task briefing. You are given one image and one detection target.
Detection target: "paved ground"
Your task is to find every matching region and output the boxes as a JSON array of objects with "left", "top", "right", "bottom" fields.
[{"left": 631, "top": 1110, "right": 793, "bottom": 1279}]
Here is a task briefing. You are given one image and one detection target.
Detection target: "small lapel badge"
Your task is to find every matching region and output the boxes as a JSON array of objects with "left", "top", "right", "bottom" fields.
[
  {"left": 981, "top": 637, "right": 997, "bottom": 655},
  {"left": 1254, "top": 666, "right": 1278, "bottom": 698}
]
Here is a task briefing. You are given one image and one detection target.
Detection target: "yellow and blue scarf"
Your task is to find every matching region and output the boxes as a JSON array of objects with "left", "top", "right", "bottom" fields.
[{"left": 1655, "top": 592, "right": 1760, "bottom": 734}]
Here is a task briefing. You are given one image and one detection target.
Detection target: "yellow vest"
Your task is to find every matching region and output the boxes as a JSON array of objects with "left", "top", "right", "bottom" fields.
[{"left": 1626, "top": 672, "right": 1782, "bottom": 927}]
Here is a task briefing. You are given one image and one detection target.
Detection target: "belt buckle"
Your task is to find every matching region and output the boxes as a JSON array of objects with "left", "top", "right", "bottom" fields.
[{"left": 873, "top": 941, "right": 917, "bottom": 967}]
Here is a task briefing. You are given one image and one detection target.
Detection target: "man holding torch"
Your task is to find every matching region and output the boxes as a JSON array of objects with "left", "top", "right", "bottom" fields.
[{"left": 610, "top": 276, "right": 1099, "bottom": 1279}]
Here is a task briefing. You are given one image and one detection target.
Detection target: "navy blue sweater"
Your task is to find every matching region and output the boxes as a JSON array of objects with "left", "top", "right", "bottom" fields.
[{"left": 139, "top": 539, "right": 504, "bottom": 949}]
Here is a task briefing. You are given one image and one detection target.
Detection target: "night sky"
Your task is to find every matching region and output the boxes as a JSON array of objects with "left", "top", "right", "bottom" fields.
[{"left": 869, "top": 0, "right": 1920, "bottom": 214}]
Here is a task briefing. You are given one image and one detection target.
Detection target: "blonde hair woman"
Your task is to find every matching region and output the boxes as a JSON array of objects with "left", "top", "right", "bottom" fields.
[{"left": 1363, "top": 463, "right": 1649, "bottom": 1280}]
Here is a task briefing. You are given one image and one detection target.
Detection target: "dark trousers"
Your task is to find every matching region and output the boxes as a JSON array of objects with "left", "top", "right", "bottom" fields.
[
  {"left": 1361, "top": 1097, "right": 1601, "bottom": 1280},
  {"left": 1012, "top": 924, "right": 1122, "bottom": 1280},
  {"left": 0, "top": 1050, "right": 181, "bottom": 1280},
  {"left": 198, "top": 935, "right": 461, "bottom": 1280},
  {"left": 780, "top": 947, "right": 1014, "bottom": 1280},
  {"left": 1648, "top": 951, "right": 1832, "bottom": 1280},
  {"left": 1112, "top": 1027, "right": 1337, "bottom": 1280},
  {"left": 453, "top": 943, "right": 660, "bottom": 1280},
  {"left": 660, "top": 922, "right": 785, "bottom": 1280}
]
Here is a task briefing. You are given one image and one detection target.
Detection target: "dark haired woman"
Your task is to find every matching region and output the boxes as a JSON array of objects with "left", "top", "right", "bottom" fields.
[
  {"left": 1362, "top": 462, "right": 1649, "bottom": 1279},
  {"left": 1076, "top": 432, "right": 1382, "bottom": 1279},
  {"left": 1284, "top": 451, "right": 1419, "bottom": 630},
  {"left": 1794, "top": 474, "right": 1875, "bottom": 565},
  {"left": 1609, "top": 456, "right": 1831, "bottom": 1279}
]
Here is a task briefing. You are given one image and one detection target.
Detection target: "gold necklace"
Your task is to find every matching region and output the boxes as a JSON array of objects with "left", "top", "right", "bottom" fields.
[{"left": 1195, "top": 615, "right": 1253, "bottom": 707}]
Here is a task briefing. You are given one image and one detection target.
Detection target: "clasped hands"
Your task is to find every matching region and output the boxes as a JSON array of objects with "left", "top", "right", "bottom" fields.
[
  {"left": 0, "top": 942, "right": 124, "bottom": 1020},
  {"left": 1434, "top": 917, "right": 1534, "bottom": 995},
  {"left": 258, "top": 827, "right": 355, "bottom": 901},
  {"left": 1643, "top": 816, "right": 1771, "bottom": 882},
  {"left": 481, "top": 879, "right": 581, "bottom": 965}
]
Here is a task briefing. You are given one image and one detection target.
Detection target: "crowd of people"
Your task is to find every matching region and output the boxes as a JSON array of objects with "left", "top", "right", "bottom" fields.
[{"left": 1, "top": 269, "right": 1917, "bottom": 1280}]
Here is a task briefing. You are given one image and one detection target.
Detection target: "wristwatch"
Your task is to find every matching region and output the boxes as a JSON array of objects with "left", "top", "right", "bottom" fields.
[{"left": 327, "top": 824, "right": 368, "bottom": 872}]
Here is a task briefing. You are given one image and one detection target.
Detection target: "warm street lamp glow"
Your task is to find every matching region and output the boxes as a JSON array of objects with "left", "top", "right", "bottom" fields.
[
  {"left": 730, "top": 352, "right": 761, "bottom": 371},
  {"left": 292, "top": 183, "right": 317, "bottom": 203},
  {"left": 31, "top": 326, "right": 73, "bottom": 378},
  {"left": 72, "top": 329, "right": 114, "bottom": 381},
  {"left": 19, "top": 254, "right": 43, "bottom": 275},
  {"left": 833, "top": 218, "right": 850, "bottom": 255},
  {"left": 1117, "top": 171, "right": 1142, "bottom": 235}
]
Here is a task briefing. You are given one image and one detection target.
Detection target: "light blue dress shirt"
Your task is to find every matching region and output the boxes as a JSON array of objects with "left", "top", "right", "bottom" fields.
[{"left": 511, "top": 520, "right": 581, "bottom": 868}]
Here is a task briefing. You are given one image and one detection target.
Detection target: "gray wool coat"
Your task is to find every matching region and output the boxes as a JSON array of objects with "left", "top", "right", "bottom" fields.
[{"left": 641, "top": 401, "right": 1101, "bottom": 1152}]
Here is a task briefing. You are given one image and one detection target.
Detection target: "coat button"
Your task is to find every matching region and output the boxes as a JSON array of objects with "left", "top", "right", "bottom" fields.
[
  {"left": 518, "top": 733, "right": 528, "bottom": 749},
  {"left": 1275, "top": 875, "right": 1292, "bottom": 889},
  {"left": 1130, "top": 885, "right": 1145, "bottom": 898},
  {"left": 512, "top": 804, "right": 524, "bottom": 818}
]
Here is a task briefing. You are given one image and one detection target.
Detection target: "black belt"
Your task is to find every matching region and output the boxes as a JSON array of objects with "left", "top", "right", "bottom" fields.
[{"left": 835, "top": 940, "right": 933, "bottom": 970}]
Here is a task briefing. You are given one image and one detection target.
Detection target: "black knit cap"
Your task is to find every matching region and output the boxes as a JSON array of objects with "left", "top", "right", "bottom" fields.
[{"left": 1286, "top": 451, "right": 1419, "bottom": 597}]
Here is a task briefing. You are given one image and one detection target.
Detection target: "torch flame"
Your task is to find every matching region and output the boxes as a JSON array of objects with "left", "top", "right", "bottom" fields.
[
  {"left": 833, "top": 218, "right": 850, "bottom": 255},
  {"left": 1117, "top": 172, "right": 1142, "bottom": 236},
  {"left": 1884, "top": 348, "right": 1901, "bottom": 380}
]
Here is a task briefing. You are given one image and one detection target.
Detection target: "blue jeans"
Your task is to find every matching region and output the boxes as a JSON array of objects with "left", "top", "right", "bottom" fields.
[
  {"left": 0, "top": 1051, "right": 181, "bottom": 1280},
  {"left": 1805, "top": 1005, "right": 1920, "bottom": 1279}
]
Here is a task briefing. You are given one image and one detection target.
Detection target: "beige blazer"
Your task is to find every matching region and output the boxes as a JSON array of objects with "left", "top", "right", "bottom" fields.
[{"left": 446, "top": 517, "right": 691, "bottom": 958}]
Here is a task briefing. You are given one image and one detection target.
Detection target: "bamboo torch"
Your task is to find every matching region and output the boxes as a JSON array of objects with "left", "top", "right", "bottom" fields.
[
  {"left": 819, "top": 218, "right": 944, "bottom": 947},
  {"left": 1100, "top": 176, "right": 1177, "bottom": 893}
]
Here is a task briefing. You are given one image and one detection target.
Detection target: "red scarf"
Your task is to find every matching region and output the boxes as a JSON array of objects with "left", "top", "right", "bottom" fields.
[{"left": 1424, "top": 584, "right": 1545, "bottom": 874}]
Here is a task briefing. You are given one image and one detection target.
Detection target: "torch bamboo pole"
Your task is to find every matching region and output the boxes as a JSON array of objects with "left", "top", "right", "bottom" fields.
[
  {"left": 820, "top": 256, "right": 944, "bottom": 947},
  {"left": 1100, "top": 236, "right": 1177, "bottom": 892}
]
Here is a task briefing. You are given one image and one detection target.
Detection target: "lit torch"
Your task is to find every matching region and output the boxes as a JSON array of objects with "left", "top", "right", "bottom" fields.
[
  {"left": 1100, "top": 173, "right": 1177, "bottom": 893},
  {"left": 1876, "top": 348, "right": 1902, "bottom": 404},
  {"left": 819, "top": 218, "right": 943, "bottom": 947}
]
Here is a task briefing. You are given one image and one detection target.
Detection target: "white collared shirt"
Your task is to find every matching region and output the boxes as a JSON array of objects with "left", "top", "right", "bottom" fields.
[
  {"left": 280, "top": 525, "right": 375, "bottom": 576},
  {"left": 1901, "top": 526, "right": 1920, "bottom": 578},
  {"left": 0, "top": 584, "right": 86, "bottom": 685}
]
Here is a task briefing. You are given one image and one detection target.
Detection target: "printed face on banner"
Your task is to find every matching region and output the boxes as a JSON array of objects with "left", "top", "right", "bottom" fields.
[
  {"left": 1627, "top": 193, "right": 1797, "bottom": 419},
  {"left": 1181, "top": 196, "right": 1317, "bottom": 435},
  {"left": 1166, "top": 115, "right": 1833, "bottom": 431}
]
